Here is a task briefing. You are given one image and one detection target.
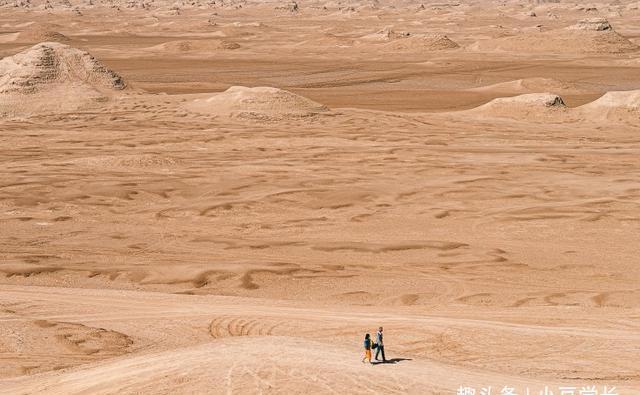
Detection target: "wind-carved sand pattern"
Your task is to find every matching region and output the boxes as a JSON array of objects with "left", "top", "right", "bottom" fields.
[
  {"left": 0, "top": 313, "right": 133, "bottom": 379},
  {"left": 208, "top": 315, "right": 288, "bottom": 338},
  {"left": 1, "top": 0, "right": 640, "bottom": 394}
]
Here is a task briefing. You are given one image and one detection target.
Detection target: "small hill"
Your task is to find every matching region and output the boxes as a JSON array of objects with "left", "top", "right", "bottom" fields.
[
  {"left": 16, "top": 23, "right": 70, "bottom": 43},
  {"left": 359, "top": 28, "right": 458, "bottom": 52},
  {"left": 360, "top": 27, "right": 411, "bottom": 42},
  {"left": 0, "top": 42, "right": 126, "bottom": 117},
  {"left": 185, "top": 86, "right": 328, "bottom": 120},
  {"left": 381, "top": 33, "right": 459, "bottom": 52},
  {"left": 467, "top": 93, "right": 566, "bottom": 120},
  {"left": 471, "top": 19, "right": 638, "bottom": 54},
  {"left": 568, "top": 18, "right": 612, "bottom": 31}
]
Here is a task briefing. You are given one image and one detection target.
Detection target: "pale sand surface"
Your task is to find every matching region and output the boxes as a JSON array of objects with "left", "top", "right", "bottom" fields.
[{"left": 1, "top": 1, "right": 640, "bottom": 394}]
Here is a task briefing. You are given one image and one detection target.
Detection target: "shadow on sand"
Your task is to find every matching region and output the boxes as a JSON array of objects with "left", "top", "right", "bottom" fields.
[{"left": 371, "top": 358, "right": 412, "bottom": 365}]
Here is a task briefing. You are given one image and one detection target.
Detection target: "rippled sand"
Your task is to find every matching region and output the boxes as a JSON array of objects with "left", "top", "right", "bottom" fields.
[{"left": 1, "top": 1, "right": 639, "bottom": 394}]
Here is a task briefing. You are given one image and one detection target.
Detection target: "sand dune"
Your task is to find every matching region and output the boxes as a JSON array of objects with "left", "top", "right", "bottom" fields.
[
  {"left": 577, "top": 89, "right": 640, "bottom": 120},
  {"left": 581, "top": 89, "right": 640, "bottom": 111},
  {"left": 465, "top": 89, "right": 640, "bottom": 122},
  {"left": 1, "top": 286, "right": 638, "bottom": 394},
  {"left": 185, "top": 86, "right": 328, "bottom": 120},
  {"left": 1, "top": 2, "right": 639, "bottom": 394},
  {"left": 466, "top": 93, "right": 566, "bottom": 119}
]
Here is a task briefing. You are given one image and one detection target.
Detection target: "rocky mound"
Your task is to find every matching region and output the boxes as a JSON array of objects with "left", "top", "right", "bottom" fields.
[
  {"left": 185, "top": 86, "right": 328, "bottom": 120},
  {"left": 471, "top": 21, "right": 638, "bottom": 54},
  {"left": 468, "top": 93, "right": 566, "bottom": 120},
  {"left": 0, "top": 42, "right": 126, "bottom": 116},
  {"left": 16, "top": 23, "right": 70, "bottom": 43},
  {"left": 361, "top": 27, "right": 410, "bottom": 42},
  {"left": 489, "top": 93, "right": 565, "bottom": 107},
  {"left": 147, "top": 39, "right": 240, "bottom": 53},
  {"left": 568, "top": 18, "right": 612, "bottom": 31},
  {"left": 382, "top": 34, "right": 459, "bottom": 52}
]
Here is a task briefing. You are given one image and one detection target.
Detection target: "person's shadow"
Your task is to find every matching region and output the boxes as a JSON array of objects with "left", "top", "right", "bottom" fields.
[{"left": 371, "top": 358, "right": 412, "bottom": 365}]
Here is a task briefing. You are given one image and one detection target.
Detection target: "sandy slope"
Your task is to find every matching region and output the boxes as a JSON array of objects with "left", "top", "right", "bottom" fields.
[
  {"left": 1, "top": 1, "right": 640, "bottom": 394},
  {"left": 1, "top": 285, "right": 639, "bottom": 394}
]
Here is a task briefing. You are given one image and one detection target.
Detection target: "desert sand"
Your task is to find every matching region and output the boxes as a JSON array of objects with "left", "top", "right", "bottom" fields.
[{"left": 1, "top": 0, "right": 639, "bottom": 394}]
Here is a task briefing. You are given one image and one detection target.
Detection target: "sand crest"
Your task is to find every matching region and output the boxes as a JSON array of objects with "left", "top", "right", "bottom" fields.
[
  {"left": 577, "top": 89, "right": 640, "bottom": 120},
  {"left": 468, "top": 78, "right": 576, "bottom": 94}
]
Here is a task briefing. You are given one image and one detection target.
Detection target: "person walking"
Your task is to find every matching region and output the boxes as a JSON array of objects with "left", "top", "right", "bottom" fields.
[
  {"left": 375, "top": 326, "right": 386, "bottom": 362},
  {"left": 362, "top": 333, "right": 373, "bottom": 364}
]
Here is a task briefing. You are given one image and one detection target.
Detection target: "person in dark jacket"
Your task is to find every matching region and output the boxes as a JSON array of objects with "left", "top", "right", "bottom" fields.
[
  {"left": 362, "top": 333, "right": 372, "bottom": 364},
  {"left": 375, "top": 326, "right": 386, "bottom": 362}
]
